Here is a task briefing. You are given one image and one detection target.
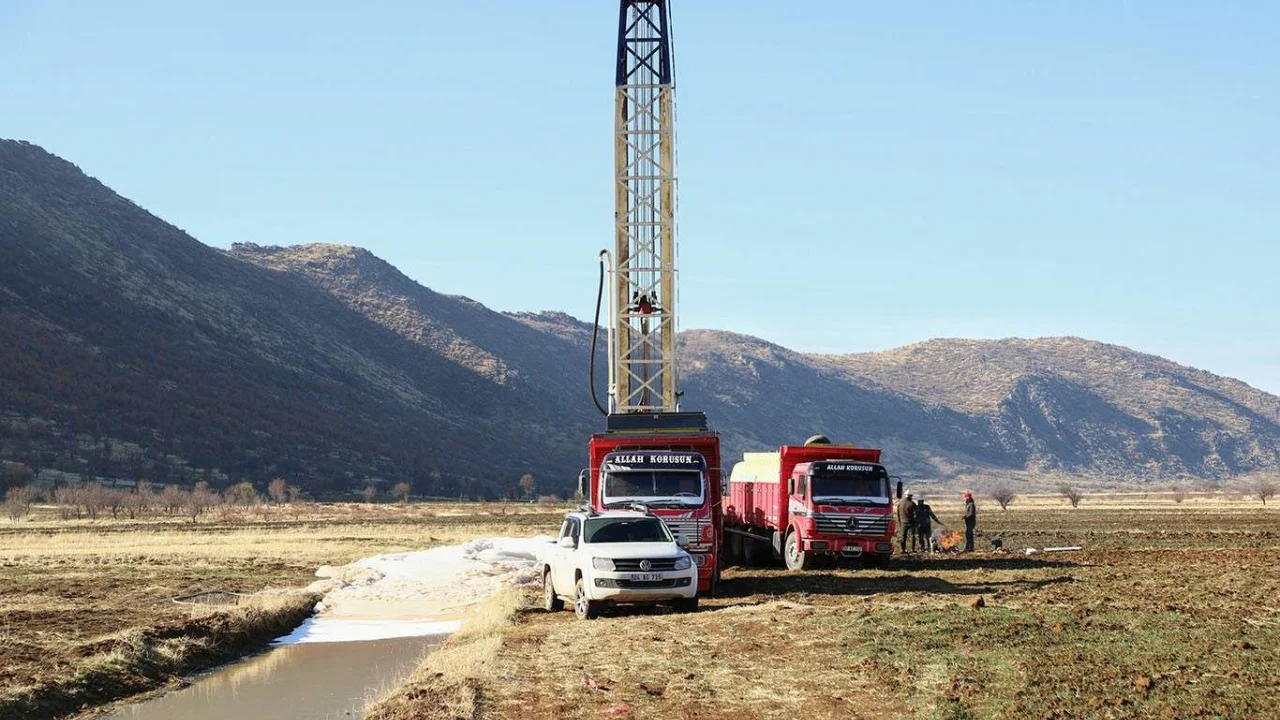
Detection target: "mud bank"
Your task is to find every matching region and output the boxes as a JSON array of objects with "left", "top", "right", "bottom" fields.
[{"left": 1, "top": 595, "right": 315, "bottom": 720}]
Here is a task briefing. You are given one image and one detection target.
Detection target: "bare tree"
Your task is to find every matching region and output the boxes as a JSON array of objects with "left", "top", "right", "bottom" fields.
[
  {"left": 287, "top": 485, "right": 301, "bottom": 504},
  {"left": 161, "top": 485, "right": 183, "bottom": 515},
  {"left": 106, "top": 489, "right": 127, "bottom": 520},
  {"left": 362, "top": 484, "right": 377, "bottom": 504},
  {"left": 392, "top": 482, "right": 411, "bottom": 504},
  {"left": 135, "top": 480, "right": 154, "bottom": 517},
  {"left": 82, "top": 482, "right": 108, "bottom": 520},
  {"left": 187, "top": 483, "right": 217, "bottom": 522},
  {"left": 1257, "top": 477, "right": 1277, "bottom": 505},
  {"left": 268, "top": 478, "right": 288, "bottom": 505},
  {"left": 1058, "top": 483, "right": 1084, "bottom": 508},
  {"left": 226, "top": 481, "right": 259, "bottom": 506},
  {"left": 54, "top": 486, "right": 81, "bottom": 520},
  {"left": 5, "top": 486, "right": 33, "bottom": 521},
  {"left": 989, "top": 483, "right": 1017, "bottom": 511},
  {"left": 1172, "top": 486, "right": 1187, "bottom": 504},
  {"left": 518, "top": 474, "right": 537, "bottom": 500}
]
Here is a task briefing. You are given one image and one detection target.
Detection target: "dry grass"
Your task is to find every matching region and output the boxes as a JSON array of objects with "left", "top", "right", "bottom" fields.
[
  {"left": 0, "top": 503, "right": 564, "bottom": 719},
  {"left": 364, "top": 587, "right": 529, "bottom": 720}
]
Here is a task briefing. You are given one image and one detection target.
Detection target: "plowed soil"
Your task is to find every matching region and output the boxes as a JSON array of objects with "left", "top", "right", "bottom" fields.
[{"left": 482, "top": 500, "right": 1279, "bottom": 719}]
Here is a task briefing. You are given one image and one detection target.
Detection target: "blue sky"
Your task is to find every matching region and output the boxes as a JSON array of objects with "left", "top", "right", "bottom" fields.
[{"left": 3, "top": 1, "right": 1278, "bottom": 393}]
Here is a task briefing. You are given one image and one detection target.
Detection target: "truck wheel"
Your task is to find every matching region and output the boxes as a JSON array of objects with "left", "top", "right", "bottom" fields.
[
  {"left": 784, "top": 530, "right": 813, "bottom": 571},
  {"left": 673, "top": 597, "right": 699, "bottom": 613},
  {"left": 727, "top": 533, "right": 743, "bottom": 566},
  {"left": 542, "top": 569, "right": 563, "bottom": 612},
  {"left": 743, "top": 536, "right": 764, "bottom": 567},
  {"left": 574, "top": 577, "right": 599, "bottom": 620}
]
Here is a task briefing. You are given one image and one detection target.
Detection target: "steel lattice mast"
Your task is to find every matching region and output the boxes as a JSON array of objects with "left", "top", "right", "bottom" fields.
[{"left": 611, "top": 0, "right": 678, "bottom": 414}]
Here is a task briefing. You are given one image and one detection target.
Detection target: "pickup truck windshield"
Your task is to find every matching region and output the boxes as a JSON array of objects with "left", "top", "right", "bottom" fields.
[
  {"left": 584, "top": 517, "right": 673, "bottom": 544},
  {"left": 602, "top": 471, "right": 703, "bottom": 506},
  {"left": 810, "top": 471, "right": 889, "bottom": 501}
]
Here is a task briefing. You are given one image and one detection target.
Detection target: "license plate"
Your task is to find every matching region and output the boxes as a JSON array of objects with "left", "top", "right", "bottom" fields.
[{"left": 629, "top": 573, "right": 664, "bottom": 582}]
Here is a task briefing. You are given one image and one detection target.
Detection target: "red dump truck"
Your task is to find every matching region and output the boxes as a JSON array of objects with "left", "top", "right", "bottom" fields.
[{"left": 724, "top": 440, "right": 898, "bottom": 570}]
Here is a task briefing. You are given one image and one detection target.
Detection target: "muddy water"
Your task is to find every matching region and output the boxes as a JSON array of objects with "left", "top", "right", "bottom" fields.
[{"left": 103, "top": 635, "right": 443, "bottom": 720}]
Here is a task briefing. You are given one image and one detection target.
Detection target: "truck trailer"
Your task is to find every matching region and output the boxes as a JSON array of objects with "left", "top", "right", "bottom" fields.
[{"left": 724, "top": 440, "right": 897, "bottom": 570}]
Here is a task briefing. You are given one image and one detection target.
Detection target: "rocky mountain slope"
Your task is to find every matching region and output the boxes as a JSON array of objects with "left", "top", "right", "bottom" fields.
[
  {"left": 0, "top": 139, "right": 589, "bottom": 496},
  {"left": 680, "top": 332, "right": 1280, "bottom": 479},
  {"left": 3, "top": 139, "right": 1278, "bottom": 494}
]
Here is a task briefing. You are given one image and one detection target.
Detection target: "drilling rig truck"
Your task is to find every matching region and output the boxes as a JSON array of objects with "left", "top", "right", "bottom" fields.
[{"left": 578, "top": 0, "right": 723, "bottom": 595}]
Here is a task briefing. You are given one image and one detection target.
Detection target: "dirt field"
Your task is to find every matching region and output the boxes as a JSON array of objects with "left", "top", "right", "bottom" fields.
[
  {"left": 5, "top": 497, "right": 1278, "bottom": 719},
  {"left": 0, "top": 502, "right": 563, "bottom": 719},
  {"left": 476, "top": 498, "right": 1279, "bottom": 720}
]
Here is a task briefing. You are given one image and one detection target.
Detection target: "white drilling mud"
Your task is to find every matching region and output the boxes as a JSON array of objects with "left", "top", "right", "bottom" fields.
[{"left": 274, "top": 536, "right": 551, "bottom": 645}]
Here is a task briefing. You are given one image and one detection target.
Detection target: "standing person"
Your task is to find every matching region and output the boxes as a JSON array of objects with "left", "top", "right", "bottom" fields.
[
  {"left": 914, "top": 497, "right": 943, "bottom": 552},
  {"left": 963, "top": 491, "right": 977, "bottom": 552},
  {"left": 896, "top": 492, "right": 917, "bottom": 552}
]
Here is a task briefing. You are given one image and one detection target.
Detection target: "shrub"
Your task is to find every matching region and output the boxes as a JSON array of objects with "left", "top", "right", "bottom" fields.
[
  {"left": 989, "top": 484, "right": 1017, "bottom": 510},
  {"left": 5, "top": 486, "right": 33, "bottom": 520},
  {"left": 1058, "top": 483, "right": 1084, "bottom": 508},
  {"left": 1257, "top": 477, "right": 1277, "bottom": 505},
  {"left": 392, "top": 482, "right": 411, "bottom": 504}
]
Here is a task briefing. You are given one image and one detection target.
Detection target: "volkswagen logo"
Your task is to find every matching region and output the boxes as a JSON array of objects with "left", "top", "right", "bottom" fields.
[{"left": 639, "top": 559, "right": 652, "bottom": 571}]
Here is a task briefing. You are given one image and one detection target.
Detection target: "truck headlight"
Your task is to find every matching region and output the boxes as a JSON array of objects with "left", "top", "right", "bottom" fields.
[
  {"left": 592, "top": 557, "right": 615, "bottom": 571},
  {"left": 673, "top": 555, "right": 692, "bottom": 571}
]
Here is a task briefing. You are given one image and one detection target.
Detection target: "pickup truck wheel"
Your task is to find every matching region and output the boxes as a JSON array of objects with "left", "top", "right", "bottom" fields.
[
  {"left": 784, "top": 530, "right": 813, "bottom": 571},
  {"left": 673, "top": 597, "right": 699, "bottom": 613},
  {"left": 542, "top": 569, "right": 563, "bottom": 612},
  {"left": 574, "top": 578, "right": 599, "bottom": 620}
]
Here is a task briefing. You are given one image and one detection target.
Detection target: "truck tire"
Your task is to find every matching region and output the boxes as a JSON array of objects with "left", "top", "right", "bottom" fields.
[
  {"left": 673, "top": 596, "right": 699, "bottom": 613},
  {"left": 743, "top": 535, "right": 766, "bottom": 567},
  {"left": 784, "top": 530, "right": 814, "bottom": 571},
  {"left": 574, "top": 577, "right": 599, "bottom": 620},
  {"left": 542, "top": 569, "right": 563, "bottom": 612},
  {"left": 727, "top": 532, "right": 743, "bottom": 566}
]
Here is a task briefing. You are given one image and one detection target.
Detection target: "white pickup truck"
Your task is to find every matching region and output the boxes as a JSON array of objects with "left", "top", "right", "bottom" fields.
[{"left": 541, "top": 509, "right": 699, "bottom": 619}]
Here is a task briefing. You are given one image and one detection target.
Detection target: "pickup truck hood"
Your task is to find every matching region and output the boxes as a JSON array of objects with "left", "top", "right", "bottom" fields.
[{"left": 586, "top": 542, "right": 682, "bottom": 559}]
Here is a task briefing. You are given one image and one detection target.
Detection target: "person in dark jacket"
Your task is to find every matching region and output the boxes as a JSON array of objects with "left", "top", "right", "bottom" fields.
[
  {"left": 963, "top": 491, "right": 977, "bottom": 552},
  {"left": 896, "top": 492, "right": 917, "bottom": 552},
  {"left": 914, "top": 497, "right": 943, "bottom": 552}
]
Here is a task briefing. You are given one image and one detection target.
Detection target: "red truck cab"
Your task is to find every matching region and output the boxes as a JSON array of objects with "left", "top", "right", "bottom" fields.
[
  {"left": 724, "top": 441, "right": 897, "bottom": 570},
  {"left": 581, "top": 412, "right": 722, "bottom": 595}
]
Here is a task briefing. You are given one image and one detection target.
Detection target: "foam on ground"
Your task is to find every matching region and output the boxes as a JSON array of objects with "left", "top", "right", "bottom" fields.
[{"left": 274, "top": 536, "right": 551, "bottom": 645}]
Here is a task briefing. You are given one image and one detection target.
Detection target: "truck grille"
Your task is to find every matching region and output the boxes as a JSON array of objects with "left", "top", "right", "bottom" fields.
[
  {"left": 614, "top": 558, "right": 678, "bottom": 572},
  {"left": 662, "top": 519, "right": 710, "bottom": 548},
  {"left": 813, "top": 513, "right": 891, "bottom": 537}
]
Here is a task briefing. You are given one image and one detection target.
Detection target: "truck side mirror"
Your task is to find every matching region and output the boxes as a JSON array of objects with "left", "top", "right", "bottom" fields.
[
  {"left": 894, "top": 477, "right": 903, "bottom": 499},
  {"left": 787, "top": 478, "right": 795, "bottom": 495},
  {"left": 558, "top": 536, "right": 576, "bottom": 549},
  {"left": 577, "top": 469, "right": 589, "bottom": 501}
]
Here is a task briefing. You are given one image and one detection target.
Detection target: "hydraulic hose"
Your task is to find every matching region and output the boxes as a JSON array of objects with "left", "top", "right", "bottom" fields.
[{"left": 589, "top": 255, "right": 608, "bottom": 416}]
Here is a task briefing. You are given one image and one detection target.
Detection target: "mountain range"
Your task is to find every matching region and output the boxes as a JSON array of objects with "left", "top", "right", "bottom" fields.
[{"left": 3, "top": 139, "right": 1278, "bottom": 496}]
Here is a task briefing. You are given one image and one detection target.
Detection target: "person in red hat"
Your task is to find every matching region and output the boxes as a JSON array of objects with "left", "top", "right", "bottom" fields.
[{"left": 962, "top": 491, "right": 977, "bottom": 552}]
